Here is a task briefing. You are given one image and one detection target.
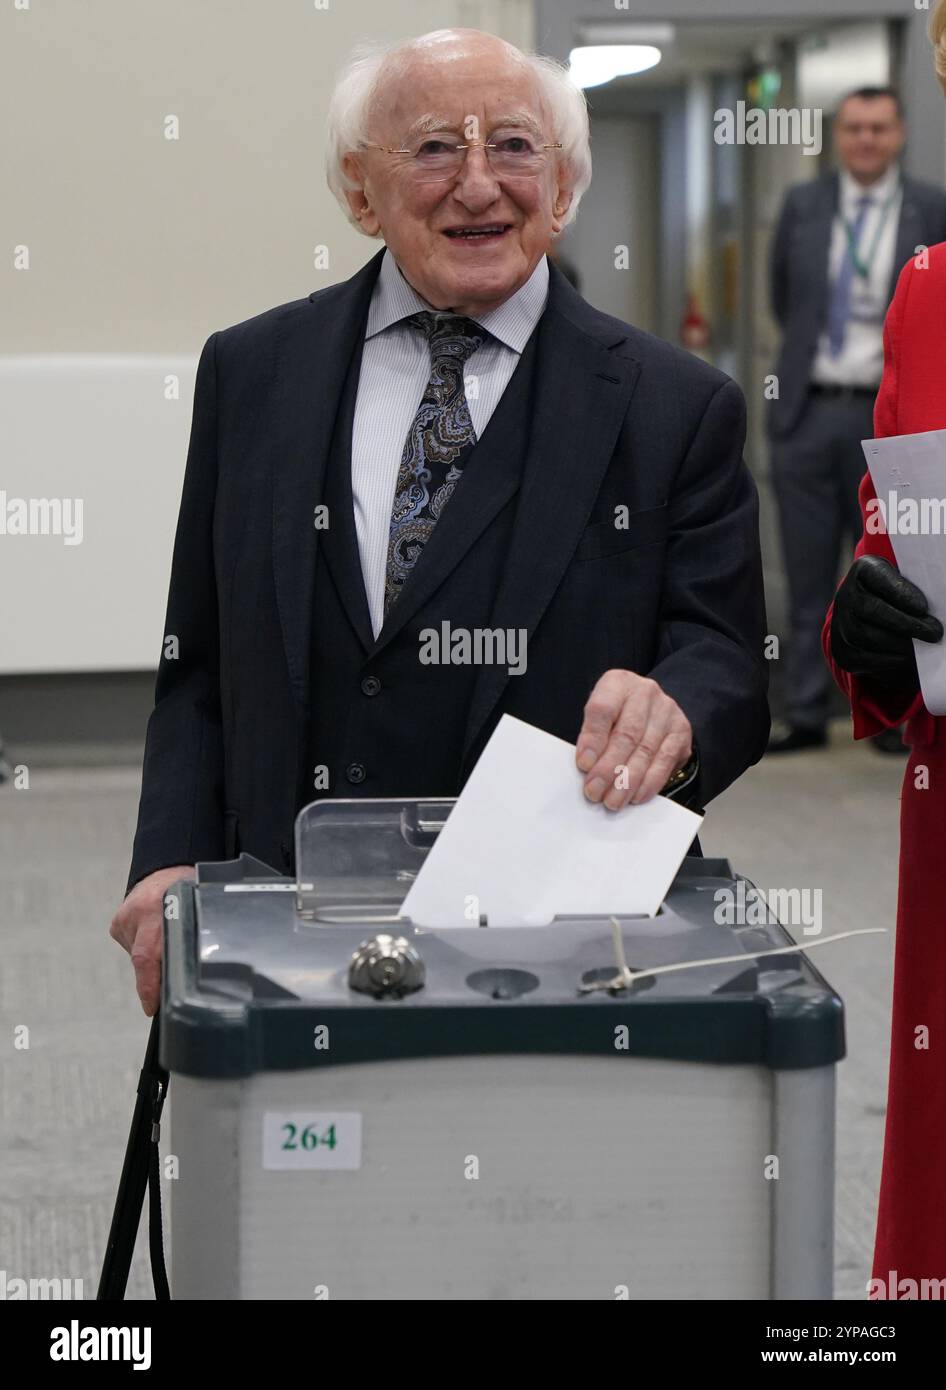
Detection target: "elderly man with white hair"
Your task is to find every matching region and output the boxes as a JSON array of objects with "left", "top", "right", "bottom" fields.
[{"left": 112, "top": 28, "right": 769, "bottom": 1015}]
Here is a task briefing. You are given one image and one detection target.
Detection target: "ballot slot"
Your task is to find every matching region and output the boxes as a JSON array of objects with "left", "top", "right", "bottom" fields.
[
  {"left": 294, "top": 796, "right": 454, "bottom": 923},
  {"left": 294, "top": 795, "right": 670, "bottom": 929},
  {"left": 294, "top": 718, "right": 703, "bottom": 930},
  {"left": 398, "top": 715, "right": 703, "bottom": 927}
]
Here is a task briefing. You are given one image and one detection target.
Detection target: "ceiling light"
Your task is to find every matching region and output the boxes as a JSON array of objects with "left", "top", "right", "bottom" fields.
[{"left": 568, "top": 45, "right": 662, "bottom": 90}]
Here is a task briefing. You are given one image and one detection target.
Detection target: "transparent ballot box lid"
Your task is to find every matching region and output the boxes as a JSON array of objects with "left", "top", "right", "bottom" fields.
[{"left": 294, "top": 797, "right": 454, "bottom": 923}]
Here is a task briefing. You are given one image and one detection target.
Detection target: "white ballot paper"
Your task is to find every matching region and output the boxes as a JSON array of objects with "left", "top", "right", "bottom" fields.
[
  {"left": 863, "top": 429, "right": 946, "bottom": 715},
  {"left": 399, "top": 714, "right": 703, "bottom": 928}
]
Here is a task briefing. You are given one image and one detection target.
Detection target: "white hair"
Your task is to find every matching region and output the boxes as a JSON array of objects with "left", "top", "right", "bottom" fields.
[{"left": 325, "top": 30, "right": 592, "bottom": 236}]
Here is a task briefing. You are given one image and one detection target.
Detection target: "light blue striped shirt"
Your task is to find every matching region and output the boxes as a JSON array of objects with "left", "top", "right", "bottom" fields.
[{"left": 351, "top": 247, "right": 550, "bottom": 637}]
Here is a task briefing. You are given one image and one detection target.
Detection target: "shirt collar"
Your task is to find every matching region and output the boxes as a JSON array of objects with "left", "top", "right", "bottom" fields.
[
  {"left": 839, "top": 163, "right": 901, "bottom": 209},
  {"left": 365, "top": 246, "right": 549, "bottom": 353}
]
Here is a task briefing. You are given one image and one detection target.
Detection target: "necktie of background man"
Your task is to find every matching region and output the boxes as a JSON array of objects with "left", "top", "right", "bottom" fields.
[
  {"left": 828, "top": 193, "right": 873, "bottom": 356},
  {"left": 384, "top": 311, "right": 485, "bottom": 617}
]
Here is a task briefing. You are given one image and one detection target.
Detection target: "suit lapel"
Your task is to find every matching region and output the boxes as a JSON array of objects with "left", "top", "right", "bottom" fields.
[
  {"left": 317, "top": 331, "right": 376, "bottom": 654},
  {"left": 889, "top": 181, "right": 921, "bottom": 303},
  {"left": 461, "top": 268, "right": 642, "bottom": 768},
  {"left": 808, "top": 174, "right": 838, "bottom": 314},
  {"left": 271, "top": 247, "right": 384, "bottom": 716}
]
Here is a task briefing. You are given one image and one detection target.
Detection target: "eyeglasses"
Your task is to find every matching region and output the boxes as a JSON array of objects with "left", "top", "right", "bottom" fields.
[{"left": 359, "top": 132, "right": 563, "bottom": 183}]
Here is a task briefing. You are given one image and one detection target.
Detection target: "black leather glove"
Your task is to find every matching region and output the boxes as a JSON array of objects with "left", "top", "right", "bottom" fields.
[{"left": 830, "top": 554, "right": 943, "bottom": 685}]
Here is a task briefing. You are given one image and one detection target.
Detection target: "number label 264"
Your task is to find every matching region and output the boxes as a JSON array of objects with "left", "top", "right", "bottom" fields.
[
  {"left": 263, "top": 1112, "right": 362, "bottom": 1171},
  {"left": 282, "top": 1121, "right": 336, "bottom": 1151}
]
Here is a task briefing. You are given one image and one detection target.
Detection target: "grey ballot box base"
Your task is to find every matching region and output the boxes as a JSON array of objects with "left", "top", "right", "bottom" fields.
[
  {"left": 167, "top": 1056, "right": 834, "bottom": 1301},
  {"left": 161, "top": 832, "right": 842, "bottom": 1302}
]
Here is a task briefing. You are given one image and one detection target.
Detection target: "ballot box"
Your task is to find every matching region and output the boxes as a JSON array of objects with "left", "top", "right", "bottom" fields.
[{"left": 162, "top": 798, "right": 843, "bottom": 1301}]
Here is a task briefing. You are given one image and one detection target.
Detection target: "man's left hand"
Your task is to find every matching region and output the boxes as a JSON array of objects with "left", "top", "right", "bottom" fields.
[{"left": 576, "top": 670, "right": 693, "bottom": 810}]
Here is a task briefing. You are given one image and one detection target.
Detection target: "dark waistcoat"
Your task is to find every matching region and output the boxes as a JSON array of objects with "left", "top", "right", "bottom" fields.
[{"left": 302, "top": 321, "right": 540, "bottom": 810}]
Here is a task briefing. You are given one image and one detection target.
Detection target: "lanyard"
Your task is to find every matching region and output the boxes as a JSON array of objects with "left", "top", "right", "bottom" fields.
[{"left": 842, "top": 185, "right": 900, "bottom": 280}]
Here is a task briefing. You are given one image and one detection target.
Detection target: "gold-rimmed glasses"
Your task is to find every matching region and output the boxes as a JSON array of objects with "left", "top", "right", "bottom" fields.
[{"left": 358, "top": 131, "right": 563, "bottom": 182}]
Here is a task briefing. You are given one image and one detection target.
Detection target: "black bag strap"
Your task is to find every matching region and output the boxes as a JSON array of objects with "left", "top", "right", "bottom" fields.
[{"left": 148, "top": 1069, "right": 171, "bottom": 1300}]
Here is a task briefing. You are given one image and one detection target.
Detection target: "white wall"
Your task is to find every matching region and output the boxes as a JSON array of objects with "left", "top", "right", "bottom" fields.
[
  {"left": 796, "top": 21, "right": 891, "bottom": 116},
  {"left": 0, "top": 0, "right": 533, "bottom": 674},
  {"left": 0, "top": 356, "right": 198, "bottom": 674},
  {"left": 565, "top": 114, "right": 660, "bottom": 334},
  {"left": 1, "top": 0, "right": 534, "bottom": 352}
]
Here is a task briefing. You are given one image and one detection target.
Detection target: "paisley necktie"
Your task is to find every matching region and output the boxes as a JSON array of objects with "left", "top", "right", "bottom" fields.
[{"left": 384, "top": 311, "right": 485, "bottom": 618}]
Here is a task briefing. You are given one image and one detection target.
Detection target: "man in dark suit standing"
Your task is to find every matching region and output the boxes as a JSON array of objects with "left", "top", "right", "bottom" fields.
[
  {"left": 767, "top": 86, "right": 946, "bottom": 753},
  {"left": 110, "top": 27, "right": 769, "bottom": 1013}
]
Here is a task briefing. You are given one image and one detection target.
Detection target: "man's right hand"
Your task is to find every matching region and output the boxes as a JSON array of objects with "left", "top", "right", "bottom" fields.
[
  {"left": 110, "top": 865, "right": 196, "bottom": 1017},
  {"left": 831, "top": 555, "right": 943, "bottom": 684}
]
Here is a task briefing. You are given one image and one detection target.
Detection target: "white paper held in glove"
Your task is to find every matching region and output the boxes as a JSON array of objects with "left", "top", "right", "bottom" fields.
[{"left": 863, "top": 429, "right": 946, "bottom": 715}]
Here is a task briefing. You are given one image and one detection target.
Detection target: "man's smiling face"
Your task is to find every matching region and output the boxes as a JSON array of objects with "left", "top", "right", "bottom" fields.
[{"left": 343, "top": 31, "right": 572, "bottom": 316}]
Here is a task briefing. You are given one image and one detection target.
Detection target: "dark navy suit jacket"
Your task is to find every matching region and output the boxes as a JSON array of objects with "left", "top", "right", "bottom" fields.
[
  {"left": 126, "top": 250, "right": 770, "bottom": 890},
  {"left": 768, "top": 171, "right": 946, "bottom": 438}
]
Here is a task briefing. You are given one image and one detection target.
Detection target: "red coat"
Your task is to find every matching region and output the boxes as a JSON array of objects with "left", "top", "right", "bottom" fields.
[{"left": 823, "top": 244, "right": 946, "bottom": 1296}]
